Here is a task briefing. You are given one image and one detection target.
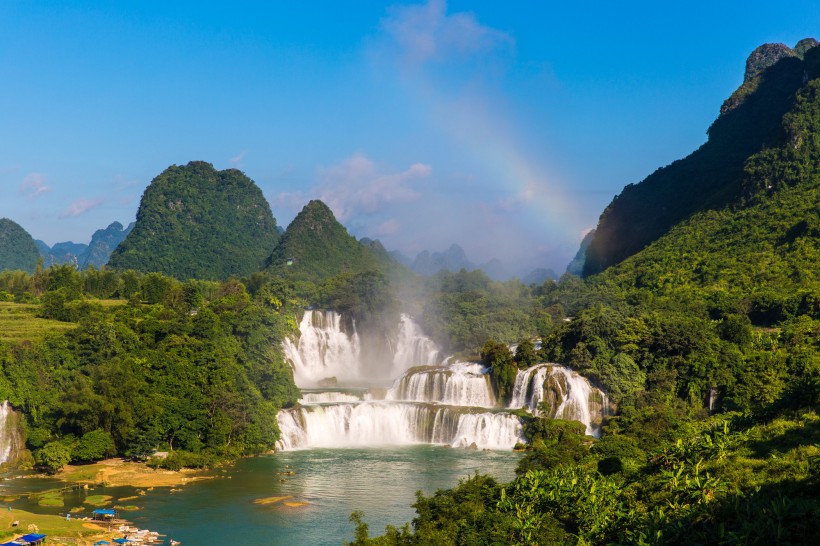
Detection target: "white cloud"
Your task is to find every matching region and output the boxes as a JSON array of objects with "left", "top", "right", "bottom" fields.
[
  {"left": 317, "top": 153, "right": 430, "bottom": 220},
  {"left": 60, "top": 198, "right": 103, "bottom": 218},
  {"left": 274, "top": 153, "right": 431, "bottom": 222},
  {"left": 19, "top": 173, "right": 50, "bottom": 198},
  {"left": 380, "top": 0, "right": 513, "bottom": 66},
  {"left": 375, "top": 218, "right": 401, "bottom": 236}
]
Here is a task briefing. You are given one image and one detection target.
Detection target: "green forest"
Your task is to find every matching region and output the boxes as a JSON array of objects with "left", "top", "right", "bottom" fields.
[{"left": 0, "top": 37, "right": 817, "bottom": 546}]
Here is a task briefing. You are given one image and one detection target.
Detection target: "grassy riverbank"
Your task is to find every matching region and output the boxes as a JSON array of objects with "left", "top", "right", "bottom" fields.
[{"left": 0, "top": 506, "right": 110, "bottom": 545}]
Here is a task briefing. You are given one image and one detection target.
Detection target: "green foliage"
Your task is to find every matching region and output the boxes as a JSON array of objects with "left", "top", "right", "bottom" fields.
[
  {"left": 0, "top": 267, "right": 300, "bottom": 468},
  {"left": 108, "top": 161, "right": 280, "bottom": 280},
  {"left": 421, "top": 270, "right": 535, "bottom": 352},
  {"left": 481, "top": 340, "right": 517, "bottom": 406},
  {"left": 0, "top": 218, "right": 40, "bottom": 273},
  {"left": 267, "top": 200, "right": 383, "bottom": 282},
  {"left": 35, "top": 441, "right": 72, "bottom": 474},
  {"left": 584, "top": 46, "right": 809, "bottom": 276},
  {"left": 72, "top": 429, "right": 116, "bottom": 462}
]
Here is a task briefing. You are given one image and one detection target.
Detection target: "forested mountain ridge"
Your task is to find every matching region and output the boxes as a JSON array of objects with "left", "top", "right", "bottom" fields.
[
  {"left": 0, "top": 218, "right": 40, "bottom": 273},
  {"left": 595, "top": 73, "right": 820, "bottom": 324},
  {"left": 108, "top": 161, "right": 279, "bottom": 280},
  {"left": 584, "top": 39, "right": 819, "bottom": 275},
  {"left": 267, "top": 199, "right": 383, "bottom": 281}
]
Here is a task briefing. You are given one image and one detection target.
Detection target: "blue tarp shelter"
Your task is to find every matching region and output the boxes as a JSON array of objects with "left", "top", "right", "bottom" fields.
[
  {"left": 94, "top": 542, "right": 111, "bottom": 545},
  {"left": 19, "top": 534, "right": 47, "bottom": 545},
  {"left": 92, "top": 508, "right": 117, "bottom": 520},
  {"left": 113, "top": 539, "right": 129, "bottom": 545}
]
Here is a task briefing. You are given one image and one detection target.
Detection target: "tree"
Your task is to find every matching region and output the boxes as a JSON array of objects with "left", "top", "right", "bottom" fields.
[
  {"left": 72, "top": 429, "right": 117, "bottom": 462},
  {"left": 36, "top": 441, "right": 72, "bottom": 474}
]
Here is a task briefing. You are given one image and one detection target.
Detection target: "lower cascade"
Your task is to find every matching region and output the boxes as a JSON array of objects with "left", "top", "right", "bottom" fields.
[{"left": 277, "top": 311, "right": 609, "bottom": 451}]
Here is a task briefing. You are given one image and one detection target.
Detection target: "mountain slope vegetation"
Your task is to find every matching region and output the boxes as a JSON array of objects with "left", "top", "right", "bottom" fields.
[
  {"left": 0, "top": 219, "right": 40, "bottom": 273},
  {"left": 267, "top": 200, "right": 382, "bottom": 282},
  {"left": 584, "top": 40, "right": 819, "bottom": 275},
  {"left": 108, "top": 161, "right": 279, "bottom": 280}
]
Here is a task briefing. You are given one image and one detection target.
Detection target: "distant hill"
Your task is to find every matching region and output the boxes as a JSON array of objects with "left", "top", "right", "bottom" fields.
[
  {"left": 108, "top": 161, "right": 279, "bottom": 280},
  {"left": 36, "top": 240, "right": 87, "bottom": 268},
  {"left": 566, "top": 229, "right": 595, "bottom": 276},
  {"left": 412, "top": 244, "right": 475, "bottom": 276},
  {"left": 0, "top": 219, "right": 40, "bottom": 273},
  {"left": 82, "top": 221, "right": 133, "bottom": 269},
  {"left": 33, "top": 221, "right": 133, "bottom": 270},
  {"left": 584, "top": 39, "right": 818, "bottom": 276},
  {"left": 267, "top": 200, "right": 381, "bottom": 281},
  {"left": 521, "top": 267, "right": 558, "bottom": 286}
]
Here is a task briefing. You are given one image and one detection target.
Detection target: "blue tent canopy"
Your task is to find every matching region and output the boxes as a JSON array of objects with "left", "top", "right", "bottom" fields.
[
  {"left": 93, "top": 509, "right": 117, "bottom": 515},
  {"left": 94, "top": 542, "right": 112, "bottom": 545},
  {"left": 113, "top": 539, "right": 129, "bottom": 545},
  {"left": 21, "top": 534, "right": 47, "bottom": 542}
]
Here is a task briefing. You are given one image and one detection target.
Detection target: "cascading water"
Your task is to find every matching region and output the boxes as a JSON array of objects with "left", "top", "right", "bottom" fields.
[
  {"left": 277, "top": 310, "right": 607, "bottom": 450},
  {"left": 386, "top": 361, "right": 496, "bottom": 408},
  {"left": 391, "top": 314, "right": 441, "bottom": 376},
  {"left": 282, "top": 311, "right": 363, "bottom": 387},
  {"left": 508, "top": 364, "right": 609, "bottom": 437},
  {"left": 0, "top": 401, "right": 22, "bottom": 465}
]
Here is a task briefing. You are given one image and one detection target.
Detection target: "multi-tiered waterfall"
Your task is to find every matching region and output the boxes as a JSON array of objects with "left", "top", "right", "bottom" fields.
[{"left": 276, "top": 311, "right": 608, "bottom": 451}]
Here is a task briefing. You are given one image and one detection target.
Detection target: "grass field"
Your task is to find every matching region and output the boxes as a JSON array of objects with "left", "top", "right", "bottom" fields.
[
  {"left": 0, "top": 300, "right": 125, "bottom": 343},
  {"left": 0, "top": 302, "right": 75, "bottom": 343}
]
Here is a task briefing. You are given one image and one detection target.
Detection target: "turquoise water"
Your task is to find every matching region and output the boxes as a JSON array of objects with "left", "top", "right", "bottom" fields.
[{"left": 3, "top": 446, "right": 519, "bottom": 545}]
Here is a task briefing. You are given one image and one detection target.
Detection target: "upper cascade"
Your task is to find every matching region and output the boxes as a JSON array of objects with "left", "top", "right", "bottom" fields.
[{"left": 283, "top": 310, "right": 442, "bottom": 388}]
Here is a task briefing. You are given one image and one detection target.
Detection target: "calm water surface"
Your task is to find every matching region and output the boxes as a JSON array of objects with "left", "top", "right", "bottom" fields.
[{"left": 3, "top": 446, "right": 519, "bottom": 545}]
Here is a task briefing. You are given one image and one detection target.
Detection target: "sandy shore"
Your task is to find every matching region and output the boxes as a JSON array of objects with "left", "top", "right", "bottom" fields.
[{"left": 56, "top": 458, "right": 212, "bottom": 488}]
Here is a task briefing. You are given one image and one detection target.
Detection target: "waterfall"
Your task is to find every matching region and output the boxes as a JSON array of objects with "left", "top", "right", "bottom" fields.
[
  {"left": 277, "top": 310, "right": 609, "bottom": 451},
  {"left": 386, "top": 362, "right": 496, "bottom": 408},
  {"left": 507, "top": 364, "right": 609, "bottom": 437},
  {"left": 283, "top": 310, "right": 363, "bottom": 386},
  {"left": 275, "top": 402, "right": 523, "bottom": 451},
  {"left": 391, "top": 314, "right": 441, "bottom": 375},
  {"left": 299, "top": 391, "right": 366, "bottom": 404},
  {"left": 0, "top": 401, "right": 22, "bottom": 465}
]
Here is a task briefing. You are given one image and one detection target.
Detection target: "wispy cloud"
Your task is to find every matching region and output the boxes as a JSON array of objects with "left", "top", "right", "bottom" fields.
[
  {"left": 316, "top": 153, "right": 430, "bottom": 221},
  {"left": 60, "top": 198, "right": 103, "bottom": 218},
  {"left": 230, "top": 151, "right": 247, "bottom": 168},
  {"left": 375, "top": 218, "right": 401, "bottom": 236},
  {"left": 378, "top": 0, "right": 513, "bottom": 67},
  {"left": 275, "top": 153, "right": 431, "bottom": 222},
  {"left": 19, "top": 173, "right": 51, "bottom": 198}
]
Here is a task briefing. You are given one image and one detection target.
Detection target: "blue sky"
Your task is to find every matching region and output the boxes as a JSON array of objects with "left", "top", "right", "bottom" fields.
[{"left": 2, "top": 1, "right": 819, "bottom": 275}]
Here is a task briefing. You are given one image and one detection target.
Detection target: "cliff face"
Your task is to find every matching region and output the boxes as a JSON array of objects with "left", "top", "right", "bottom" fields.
[{"left": 583, "top": 39, "right": 819, "bottom": 277}]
